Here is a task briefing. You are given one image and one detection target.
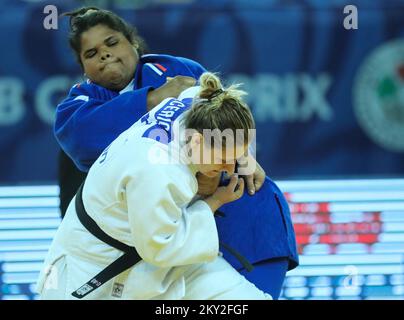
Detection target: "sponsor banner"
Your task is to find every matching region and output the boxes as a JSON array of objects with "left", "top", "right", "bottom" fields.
[{"left": 0, "top": 1, "right": 403, "bottom": 183}]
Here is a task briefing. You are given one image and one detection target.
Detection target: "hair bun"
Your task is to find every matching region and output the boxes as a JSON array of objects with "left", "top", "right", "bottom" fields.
[{"left": 208, "top": 89, "right": 224, "bottom": 101}]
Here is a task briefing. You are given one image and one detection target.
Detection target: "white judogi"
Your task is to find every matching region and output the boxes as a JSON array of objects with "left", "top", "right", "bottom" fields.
[{"left": 36, "top": 88, "right": 271, "bottom": 300}]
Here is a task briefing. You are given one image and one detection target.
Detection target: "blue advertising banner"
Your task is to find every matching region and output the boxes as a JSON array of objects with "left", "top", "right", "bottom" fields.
[{"left": 0, "top": 0, "right": 403, "bottom": 183}]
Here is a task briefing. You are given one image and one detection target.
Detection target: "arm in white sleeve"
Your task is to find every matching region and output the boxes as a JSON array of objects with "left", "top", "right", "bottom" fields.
[{"left": 126, "top": 164, "right": 219, "bottom": 268}]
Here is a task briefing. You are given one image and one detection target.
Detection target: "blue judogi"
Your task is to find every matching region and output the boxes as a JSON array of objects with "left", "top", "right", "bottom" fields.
[
  {"left": 217, "top": 177, "right": 298, "bottom": 271},
  {"left": 54, "top": 53, "right": 298, "bottom": 299}
]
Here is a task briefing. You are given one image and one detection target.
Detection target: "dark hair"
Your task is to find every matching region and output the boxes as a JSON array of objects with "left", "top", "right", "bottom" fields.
[{"left": 61, "top": 7, "right": 148, "bottom": 67}]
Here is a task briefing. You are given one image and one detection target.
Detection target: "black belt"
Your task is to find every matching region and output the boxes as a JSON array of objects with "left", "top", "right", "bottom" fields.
[
  {"left": 72, "top": 182, "right": 253, "bottom": 299},
  {"left": 71, "top": 183, "right": 142, "bottom": 299}
]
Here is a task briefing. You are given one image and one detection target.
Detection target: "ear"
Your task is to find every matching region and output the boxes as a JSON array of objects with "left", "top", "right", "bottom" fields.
[
  {"left": 188, "top": 132, "right": 203, "bottom": 163},
  {"left": 190, "top": 132, "right": 203, "bottom": 149}
]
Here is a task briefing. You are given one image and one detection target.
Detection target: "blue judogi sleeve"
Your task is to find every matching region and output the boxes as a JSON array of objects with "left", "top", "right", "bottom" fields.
[
  {"left": 54, "top": 82, "right": 152, "bottom": 172},
  {"left": 176, "top": 57, "right": 207, "bottom": 78},
  {"left": 215, "top": 177, "right": 299, "bottom": 271}
]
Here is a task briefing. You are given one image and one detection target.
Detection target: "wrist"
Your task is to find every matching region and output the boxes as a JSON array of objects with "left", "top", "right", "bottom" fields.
[
  {"left": 203, "top": 196, "right": 222, "bottom": 213},
  {"left": 146, "top": 89, "right": 157, "bottom": 111}
]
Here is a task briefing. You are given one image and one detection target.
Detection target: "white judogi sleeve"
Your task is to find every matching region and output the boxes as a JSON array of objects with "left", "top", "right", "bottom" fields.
[{"left": 126, "top": 162, "right": 219, "bottom": 268}]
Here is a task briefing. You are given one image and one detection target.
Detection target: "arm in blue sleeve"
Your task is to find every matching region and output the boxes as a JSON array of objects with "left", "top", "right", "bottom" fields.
[
  {"left": 176, "top": 57, "right": 207, "bottom": 79},
  {"left": 54, "top": 84, "right": 153, "bottom": 172}
]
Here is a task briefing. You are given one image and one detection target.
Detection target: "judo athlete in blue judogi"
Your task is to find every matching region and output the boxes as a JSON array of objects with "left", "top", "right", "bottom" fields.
[{"left": 53, "top": 7, "right": 298, "bottom": 299}]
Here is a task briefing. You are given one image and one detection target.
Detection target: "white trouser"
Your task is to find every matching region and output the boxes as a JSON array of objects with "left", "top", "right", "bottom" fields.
[{"left": 39, "top": 255, "right": 272, "bottom": 300}]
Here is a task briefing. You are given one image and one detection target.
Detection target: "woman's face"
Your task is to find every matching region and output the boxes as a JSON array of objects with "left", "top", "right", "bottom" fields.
[
  {"left": 79, "top": 24, "right": 139, "bottom": 91},
  {"left": 189, "top": 133, "right": 249, "bottom": 177}
]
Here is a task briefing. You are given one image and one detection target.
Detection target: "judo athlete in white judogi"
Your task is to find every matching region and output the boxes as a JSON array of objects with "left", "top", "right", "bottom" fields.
[{"left": 36, "top": 72, "right": 271, "bottom": 300}]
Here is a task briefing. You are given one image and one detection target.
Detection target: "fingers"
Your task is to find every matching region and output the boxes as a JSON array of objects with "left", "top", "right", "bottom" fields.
[
  {"left": 184, "top": 76, "right": 196, "bottom": 86},
  {"left": 244, "top": 174, "right": 255, "bottom": 195},
  {"left": 226, "top": 174, "right": 245, "bottom": 199},
  {"left": 235, "top": 178, "right": 245, "bottom": 199},
  {"left": 226, "top": 174, "right": 239, "bottom": 191},
  {"left": 166, "top": 75, "right": 196, "bottom": 86}
]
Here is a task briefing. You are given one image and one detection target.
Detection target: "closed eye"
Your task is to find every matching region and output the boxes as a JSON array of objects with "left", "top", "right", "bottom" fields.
[
  {"left": 105, "top": 35, "right": 119, "bottom": 46},
  {"left": 85, "top": 49, "right": 96, "bottom": 59},
  {"left": 107, "top": 40, "right": 118, "bottom": 46},
  {"left": 83, "top": 36, "right": 119, "bottom": 59}
]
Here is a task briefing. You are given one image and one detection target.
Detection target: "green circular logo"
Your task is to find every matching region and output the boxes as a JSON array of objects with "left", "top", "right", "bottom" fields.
[{"left": 353, "top": 39, "right": 404, "bottom": 152}]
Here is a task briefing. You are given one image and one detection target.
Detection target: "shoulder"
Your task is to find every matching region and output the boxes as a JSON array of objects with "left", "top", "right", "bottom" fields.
[
  {"left": 67, "top": 79, "right": 116, "bottom": 100},
  {"left": 69, "top": 79, "right": 95, "bottom": 92},
  {"left": 176, "top": 56, "right": 206, "bottom": 74},
  {"left": 127, "top": 138, "right": 197, "bottom": 194},
  {"left": 258, "top": 176, "right": 281, "bottom": 197},
  {"left": 141, "top": 54, "right": 206, "bottom": 72}
]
